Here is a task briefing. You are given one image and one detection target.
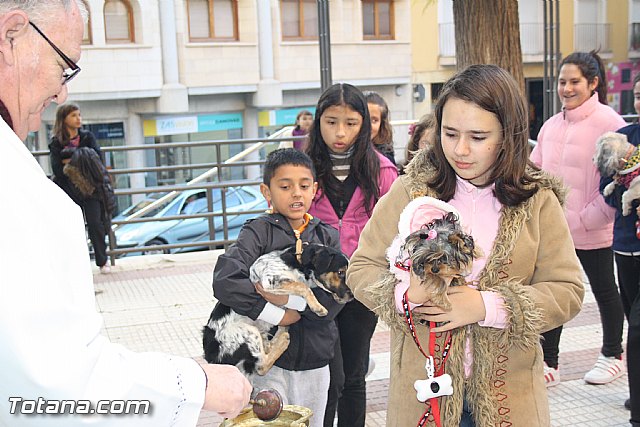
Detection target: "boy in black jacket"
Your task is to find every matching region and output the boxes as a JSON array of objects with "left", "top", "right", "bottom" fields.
[{"left": 212, "top": 149, "right": 344, "bottom": 426}]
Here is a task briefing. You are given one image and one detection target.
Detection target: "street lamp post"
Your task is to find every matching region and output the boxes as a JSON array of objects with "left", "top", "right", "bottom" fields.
[
  {"left": 543, "top": 0, "right": 561, "bottom": 120},
  {"left": 318, "top": 0, "right": 332, "bottom": 93}
]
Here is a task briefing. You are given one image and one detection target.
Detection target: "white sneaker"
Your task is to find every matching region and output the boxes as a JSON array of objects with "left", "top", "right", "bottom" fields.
[
  {"left": 544, "top": 363, "right": 560, "bottom": 387},
  {"left": 365, "top": 358, "right": 376, "bottom": 379},
  {"left": 584, "top": 354, "right": 625, "bottom": 385},
  {"left": 99, "top": 265, "right": 111, "bottom": 274}
]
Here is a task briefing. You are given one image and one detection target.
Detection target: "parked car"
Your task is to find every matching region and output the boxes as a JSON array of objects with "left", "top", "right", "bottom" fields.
[{"left": 112, "top": 186, "right": 267, "bottom": 256}]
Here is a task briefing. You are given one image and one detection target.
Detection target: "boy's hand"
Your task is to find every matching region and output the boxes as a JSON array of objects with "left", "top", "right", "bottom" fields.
[
  {"left": 255, "top": 282, "right": 289, "bottom": 306},
  {"left": 280, "top": 309, "right": 301, "bottom": 326}
]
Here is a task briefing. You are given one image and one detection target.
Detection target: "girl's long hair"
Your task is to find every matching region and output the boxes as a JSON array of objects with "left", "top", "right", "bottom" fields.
[
  {"left": 53, "top": 103, "right": 80, "bottom": 146},
  {"left": 560, "top": 50, "right": 608, "bottom": 105},
  {"left": 305, "top": 83, "right": 380, "bottom": 216},
  {"left": 428, "top": 64, "right": 539, "bottom": 206},
  {"left": 363, "top": 91, "right": 393, "bottom": 148}
]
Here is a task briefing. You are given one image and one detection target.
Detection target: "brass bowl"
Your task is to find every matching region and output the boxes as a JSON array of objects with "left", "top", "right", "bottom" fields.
[{"left": 218, "top": 405, "right": 312, "bottom": 427}]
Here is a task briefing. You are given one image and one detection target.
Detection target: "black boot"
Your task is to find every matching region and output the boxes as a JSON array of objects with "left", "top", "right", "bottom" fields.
[{"left": 627, "top": 399, "right": 632, "bottom": 410}]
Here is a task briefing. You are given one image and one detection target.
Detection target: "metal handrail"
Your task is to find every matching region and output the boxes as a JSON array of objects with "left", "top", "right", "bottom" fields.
[{"left": 114, "top": 127, "right": 299, "bottom": 227}]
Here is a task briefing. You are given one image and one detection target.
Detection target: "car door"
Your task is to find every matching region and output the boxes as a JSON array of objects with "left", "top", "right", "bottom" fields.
[{"left": 160, "top": 190, "right": 213, "bottom": 250}]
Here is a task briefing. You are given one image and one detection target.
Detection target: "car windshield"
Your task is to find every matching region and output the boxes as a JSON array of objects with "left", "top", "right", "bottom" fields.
[{"left": 121, "top": 193, "right": 170, "bottom": 218}]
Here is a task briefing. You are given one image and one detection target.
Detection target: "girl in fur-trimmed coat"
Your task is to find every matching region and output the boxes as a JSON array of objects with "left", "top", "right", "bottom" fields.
[{"left": 348, "top": 65, "right": 584, "bottom": 427}]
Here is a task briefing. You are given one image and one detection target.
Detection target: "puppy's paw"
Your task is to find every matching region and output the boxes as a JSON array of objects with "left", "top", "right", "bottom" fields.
[
  {"left": 603, "top": 182, "right": 615, "bottom": 197},
  {"left": 311, "top": 306, "right": 328, "bottom": 317}
]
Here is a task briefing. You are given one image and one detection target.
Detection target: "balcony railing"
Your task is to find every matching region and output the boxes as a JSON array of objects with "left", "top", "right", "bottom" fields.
[
  {"left": 520, "top": 23, "right": 544, "bottom": 55},
  {"left": 438, "top": 22, "right": 544, "bottom": 58},
  {"left": 439, "top": 23, "right": 456, "bottom": 57},
  {"left": 574, "top": 23, "right": 611, "bottom": 53}
]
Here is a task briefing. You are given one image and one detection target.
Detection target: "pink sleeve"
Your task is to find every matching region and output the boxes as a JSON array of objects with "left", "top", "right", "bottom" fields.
[
  {"left": 477, "top": 290, "right": 508, "bottom": 329},
  {"left": 394, "top": 281, "right": 422, "bottom": 313}
]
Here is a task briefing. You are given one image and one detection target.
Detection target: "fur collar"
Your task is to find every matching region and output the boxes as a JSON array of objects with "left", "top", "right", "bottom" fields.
[{"left": 63, "top": 164, "right": 95, "bottom": 197}]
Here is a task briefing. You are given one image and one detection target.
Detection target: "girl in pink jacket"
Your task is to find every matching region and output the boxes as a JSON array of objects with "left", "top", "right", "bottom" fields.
[
  {"left": 531, "top": 50, "right": 626, "bottom": 388},
  {"left": 305, "top": 83, "right": 397, "bottom": 427}
]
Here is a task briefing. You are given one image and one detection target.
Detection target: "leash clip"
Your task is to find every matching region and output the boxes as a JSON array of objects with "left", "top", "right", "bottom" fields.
[{"left": 425, "top": 356, "right": 435, "bottom": 379}]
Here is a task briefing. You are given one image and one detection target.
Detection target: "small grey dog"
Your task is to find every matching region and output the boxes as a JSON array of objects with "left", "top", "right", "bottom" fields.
[{"left": 593, "top": 131, "right": 640, "bottom": 215}]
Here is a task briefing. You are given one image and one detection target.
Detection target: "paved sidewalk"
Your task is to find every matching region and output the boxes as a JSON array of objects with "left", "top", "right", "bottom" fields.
[{"left": 93, "top": 251, "right": 632, "bottom": 427}]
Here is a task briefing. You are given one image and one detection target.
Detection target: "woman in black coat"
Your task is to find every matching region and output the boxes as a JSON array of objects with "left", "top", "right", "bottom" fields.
[{"left": 49, "top": 104, "right": 113, "bottom": 273}]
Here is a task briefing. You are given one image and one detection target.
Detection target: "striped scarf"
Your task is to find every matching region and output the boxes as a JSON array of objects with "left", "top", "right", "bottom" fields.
[{"left": 329, "top": 146, "right": 354, "bottom": 182}]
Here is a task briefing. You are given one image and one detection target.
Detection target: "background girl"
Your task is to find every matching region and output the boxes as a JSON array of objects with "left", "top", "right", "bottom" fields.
[
  {"left": 364, "top": 91, "right": 396, "bottom": 165},
  {"left": 49, "top": 103, "right": 111, "bottom": 273},
  {"left": 305, "top": 83, "right": 397, "bottom": 427},
  {"left": 531, "top": 51, "right": 626, "bottom": 387},
  {"left": 292, "top": 109, "right": 313, "bottom": 151},
  {"left": 601, "top": 71, "right": 640, "bottom": 425},
  {"left": 401, "top": 112, "right": 436, "bottom": 174},
  {"left": 348, "top": 64, "right": 584, "bottom": 426}
]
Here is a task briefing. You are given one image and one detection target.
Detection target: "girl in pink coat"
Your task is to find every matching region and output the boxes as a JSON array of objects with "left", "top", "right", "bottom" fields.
[{"left": 531, "top": 50, "right": 626, "bottom": 387}]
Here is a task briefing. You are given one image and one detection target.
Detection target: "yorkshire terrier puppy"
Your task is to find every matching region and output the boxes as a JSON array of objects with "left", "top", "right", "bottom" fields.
[{"left": 398, "top": 212, "right": 481, "bottom": 310}]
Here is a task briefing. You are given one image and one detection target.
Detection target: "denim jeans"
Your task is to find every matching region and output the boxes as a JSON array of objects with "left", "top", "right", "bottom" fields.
[{"left": 323, "top": 299, "right": 377, "bottom": 427}]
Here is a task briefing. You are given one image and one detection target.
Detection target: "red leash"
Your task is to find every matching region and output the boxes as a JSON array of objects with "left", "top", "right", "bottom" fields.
[{"left": 403, "top": 290, "right": 452, "bottom": 427}]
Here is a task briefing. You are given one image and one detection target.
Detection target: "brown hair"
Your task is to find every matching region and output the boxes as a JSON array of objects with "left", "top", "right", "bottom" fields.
[
  {"left": 405, "top": 113, "right": 436, "bottom": 163},
  {"left": 294, "top": 109, "right": 313, "bottom": 131},
  {"left": 428, "top": 64, "right": 539, "bottom": 207},
  {"left": 363, "top": 91, "right": 393, "bottom": 148},
  {"left": 53, "top": 103, "right": 80, "bottom": 146}
]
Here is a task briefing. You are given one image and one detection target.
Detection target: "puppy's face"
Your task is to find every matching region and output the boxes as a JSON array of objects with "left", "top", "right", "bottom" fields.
[
  {"left": 301, "top": 244, "right": 353, "bottom": 303},
  {"left": 402, "top": 213, "right": 481, "bottom": 282},
  {"left": 317, "top": 267, "right": 352, "bottom": 303},
  {"left": 594, "top": 132, "right": 632, "bottom": 176}
]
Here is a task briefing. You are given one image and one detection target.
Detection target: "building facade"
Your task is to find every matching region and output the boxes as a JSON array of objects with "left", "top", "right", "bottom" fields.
[{"left": 35, "top": 0, "right": 413, "bottom": 197}]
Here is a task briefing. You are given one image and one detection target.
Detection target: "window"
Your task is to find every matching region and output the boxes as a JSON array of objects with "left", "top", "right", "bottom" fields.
[
  {"left": 281, "top": 0, "right": 318, "bottom": 40},
  {"left": 362, "top": 0, "right": 394, "bottom": 40},
  {"left": 81, "top": 0, "right": 92, "bottom": 45},
  {"left": 621, "top": 89, "right": 635, "bottom": 115},
  {"left": 187, "top": 0, "right": 238, "bottom": 41},
  {"left": 104, "top": 0, "right": 134, "bottom": 43}
]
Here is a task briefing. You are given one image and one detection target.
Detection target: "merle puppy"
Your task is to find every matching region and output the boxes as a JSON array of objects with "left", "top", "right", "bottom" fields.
[{"left": 203, "top": 243, "right": 352, "bottom": 376}]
